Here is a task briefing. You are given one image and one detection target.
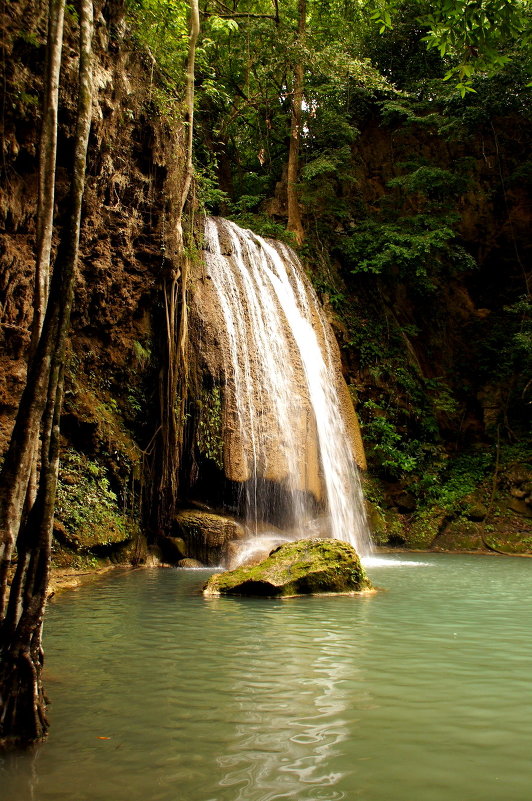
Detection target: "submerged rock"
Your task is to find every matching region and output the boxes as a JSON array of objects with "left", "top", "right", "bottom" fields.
[{"left": 203, "top": 538, "right": 372, "bottom": 597}]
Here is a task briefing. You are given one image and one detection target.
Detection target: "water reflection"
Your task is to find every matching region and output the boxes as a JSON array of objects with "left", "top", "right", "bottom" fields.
[
  {"left": 214, "top": 613, "right": 368, "bottom": 800},
  {"left": 1, "top": 555, "right": 532, "bottom": 801}
]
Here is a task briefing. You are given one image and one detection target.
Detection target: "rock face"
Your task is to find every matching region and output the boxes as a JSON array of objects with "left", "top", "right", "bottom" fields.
[
  {"left": 203, "top": 538, "right": 372, "bottom": 597},
  {"left": 188, "top": 224, "right": 366, "bottom": 492},
  {"left": 184, "top": 217, "right": 371, "bottom": 558}
]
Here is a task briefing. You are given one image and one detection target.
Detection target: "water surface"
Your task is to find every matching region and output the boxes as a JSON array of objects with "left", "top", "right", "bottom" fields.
[{"left": 1, "top": 554, "right": 531, "bottom": 801}]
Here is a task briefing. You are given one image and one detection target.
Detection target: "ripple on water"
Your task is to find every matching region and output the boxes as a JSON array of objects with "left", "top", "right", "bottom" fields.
[{"left": 1, "top": 556, "right": 532, "bottom": 801}]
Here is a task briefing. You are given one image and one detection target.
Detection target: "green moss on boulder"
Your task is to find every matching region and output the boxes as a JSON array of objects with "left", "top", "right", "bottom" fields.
[{"left": 203, "top": 538, "right": 372, "bottom": 597}]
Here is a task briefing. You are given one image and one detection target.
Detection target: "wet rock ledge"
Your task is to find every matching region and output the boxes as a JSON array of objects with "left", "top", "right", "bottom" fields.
[{"left": 203, "top": 539, "right": 373, "bottom": 598}]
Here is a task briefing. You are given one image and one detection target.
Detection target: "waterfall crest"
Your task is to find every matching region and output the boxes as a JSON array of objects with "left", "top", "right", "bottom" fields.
[{"left": 189, "top": 217, "right": 371, "bottom": 557}]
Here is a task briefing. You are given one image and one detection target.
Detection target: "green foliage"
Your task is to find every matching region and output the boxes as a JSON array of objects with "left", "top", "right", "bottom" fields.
[
  {"left": 127, "top": 0, "right": 189, "bottom": 92},
  {"left": 197, "top": 386, "right": 223, "bottom": 468},
  {"left": 65, "top": 2, "right": 79, "bottom": 23},
  {"left": 301, "top": 147, "right": 353, "bottom": 182},
  {"left": 467, "top": 296, "right": 532, "bottom": 429},
  {"left": 16, "top": 30, "right": 40, "bottom": 47},
  {"left": 379, "top": 98, "right": 445, "bottom": 127},
  {"left": 370, "top": 0, "right": 532, "bottom": 93},
  {"left": 386, "top": 164, "right": 470, "bottom": 199},
  {"left": 340, "top": 216, "right": 475, "bottom": 291},
  {"left": 56, "top": 450, "right": 138, "bottom": 550},
  {"left": 509, "top": 160, "right": 532, "bottom": 185},
  {"left": 361, "top": 400, "right": 421, "bottom": 475},
  {"left": 196, "top": 166, "right": 230, "bottom": 212},
  {"left": 227, "top": 211, "right": 297, "bottom": 245},
  {"left": 416, "top": 450, "right": 494, "bottom": 511},
  {"left": 11, "top": 89, "right": 39, "bottom": 112},
  {"left": 334, "top": 154, "right": 477, "bottom": 292},
  {"left": 132, "top": 339, "right": 152, "bottom": 367},
  {"left": 419, "top": 0, "right": 530, "bottom": 92},
  {"left": 505, "top": 297, "right": 532, "bottom": 361}
]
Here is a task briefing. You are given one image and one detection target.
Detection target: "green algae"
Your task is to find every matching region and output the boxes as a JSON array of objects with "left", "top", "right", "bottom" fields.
[{"left": 204, "top": 538, "right": 372, "bottom": 597}]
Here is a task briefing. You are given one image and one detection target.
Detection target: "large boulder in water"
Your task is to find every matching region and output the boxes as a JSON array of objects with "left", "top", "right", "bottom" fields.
[{"left": 203, "top": 539, "right": 372, "bottom": 597}]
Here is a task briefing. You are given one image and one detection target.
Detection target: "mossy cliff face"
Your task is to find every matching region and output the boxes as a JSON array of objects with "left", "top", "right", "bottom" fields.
[
  {"left": 203, "top": 539, "right": 372, "bottom": 597},
  {"left": 363, "top": 459, "right": 532, "bottom": 553}
]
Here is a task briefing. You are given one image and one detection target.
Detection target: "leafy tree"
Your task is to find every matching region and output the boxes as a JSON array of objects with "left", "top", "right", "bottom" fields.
[{"left": 370, "top": 0, "right": 532, "bottom": 94}]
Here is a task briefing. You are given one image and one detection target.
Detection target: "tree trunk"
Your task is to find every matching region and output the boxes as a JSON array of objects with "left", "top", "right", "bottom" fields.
[
  {"left": 24, "top": 0, "right": 66, "bottom": 558},
  {"left": 0, "top": 0, "right": 67, "bottom": 623},
  {"left": 157, "top": 0, "right": 199, "bottom": 531},
  {"left": 0, "top": 0, "right": 94, "bottom": 748},
  {"left": 287, "top": 0, "right": 305, "bottom": 245},
  {"left": 31, "top": 0, "right": 66, "bottom": 354}
]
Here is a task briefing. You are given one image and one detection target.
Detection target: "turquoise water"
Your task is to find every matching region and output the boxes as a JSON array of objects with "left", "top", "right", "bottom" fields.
[{"left": 1, "top": 553, "right": 532, "bottom": 801}]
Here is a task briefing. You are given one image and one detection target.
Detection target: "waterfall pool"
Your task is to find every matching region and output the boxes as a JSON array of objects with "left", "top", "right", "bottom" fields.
[{"left": 1, "top": 553, "right": 531, "bottom": 801}]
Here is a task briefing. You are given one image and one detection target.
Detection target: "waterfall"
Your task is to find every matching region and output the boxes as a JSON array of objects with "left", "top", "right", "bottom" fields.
[{"left": 196, "top": 217, "right": 372, "bottom": 557}]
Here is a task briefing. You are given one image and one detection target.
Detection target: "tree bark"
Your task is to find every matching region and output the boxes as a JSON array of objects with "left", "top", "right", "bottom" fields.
[
  {"left": 0, "top": 0, "right": 94, "bottom": 748},
  {"left": 31, "top": 0, "right": 66, "bottom": 354},
  {"left": 0, "top": 0, "right": 66, "bottom": 623},
  {"left": 157, "top": 0, "right": 199, "bottom": 530},
  {"left": 287, "top": 0, "right": 305, "bottom": 245}
]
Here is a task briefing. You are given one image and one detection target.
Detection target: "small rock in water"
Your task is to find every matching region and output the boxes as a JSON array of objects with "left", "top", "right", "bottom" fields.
[
  {"left": 203, "top": 538, "right": 373, "bottom": 597},
  {"left": 177, "top": 558, "right": 205, "bottom": 568}
]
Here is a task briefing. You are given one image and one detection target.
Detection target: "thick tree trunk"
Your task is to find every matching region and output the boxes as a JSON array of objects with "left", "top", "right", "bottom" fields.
[
  {"left": 0, "top": 380, "right": 62, "bottom": 746},
  {"left": 0, "top": 283, "right": 59, "bottom": 622},
  {"left": 24, "top": 0, "right": 66, "bottom": 562},
  {"left": 287, "top": 0, "right": 305, "bottom": 245},
  {"left": 0, "top": 0, "right": 94, "bottom": 748},
  {"left": 32, "top": 0, "right": 66, "bottom": 353},
  {"left": 0, "top": 0, "right": 67, "bottom": 621}
]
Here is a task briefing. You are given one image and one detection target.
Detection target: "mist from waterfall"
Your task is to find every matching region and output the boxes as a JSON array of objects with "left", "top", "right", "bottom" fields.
[{"left": 203, "top": 217, "right": 372, "bottom": 556}]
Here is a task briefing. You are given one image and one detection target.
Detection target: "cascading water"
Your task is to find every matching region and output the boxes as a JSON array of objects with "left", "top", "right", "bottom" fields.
[{"left": 196, "top": 217, "right": 371, "bottom": 557}]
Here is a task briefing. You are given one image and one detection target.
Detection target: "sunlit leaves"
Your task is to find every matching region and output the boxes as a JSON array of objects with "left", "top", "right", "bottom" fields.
[{"left": 369, "top": 0, "right": 531, "bottom": 93}]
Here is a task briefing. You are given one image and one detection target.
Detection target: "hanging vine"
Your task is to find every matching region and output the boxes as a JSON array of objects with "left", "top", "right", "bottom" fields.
[{"left": 156, "top": 0, "right": 200, "bottom": 532}]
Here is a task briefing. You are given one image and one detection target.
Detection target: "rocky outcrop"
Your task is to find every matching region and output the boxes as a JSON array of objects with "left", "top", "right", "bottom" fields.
[
  {"left": 203, "top": 538, "right": 372, "bottom": 597},
  {"left": 187, "top": 220, "right": 366, "bottom": 505},
  {"left": 174, "top": 509, "right": 247, "bottom": 566}
]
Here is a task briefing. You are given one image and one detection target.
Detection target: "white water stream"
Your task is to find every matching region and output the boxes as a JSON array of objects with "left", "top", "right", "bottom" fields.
[{"left": 204, "top": 218, "right": 372, "bottom": 556}]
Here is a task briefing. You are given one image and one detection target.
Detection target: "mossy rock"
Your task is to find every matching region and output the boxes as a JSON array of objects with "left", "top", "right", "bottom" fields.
[
  {"left": 158, "top": 535, "right": 188, "bottom": 563},
  {"left": 175, "top": 510, "right": 246, "bottom": 546},
  {"left": 203, "top": 539, "right": 372, "bottom": 598},
  {"left": 433, "top": 519, "right": 484, "bottom": 551},
  {"left": 174, "top": 509, "right": 246, "bottom": 565},
  {"left": 404, "top": 510, "right": 447, "bottom": 549},
  {"left": 365, "top": 500, "right": 387, "bottom": 544},
  {"left": 463, "top": 502, "right": 488, "bottom": 521}
]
